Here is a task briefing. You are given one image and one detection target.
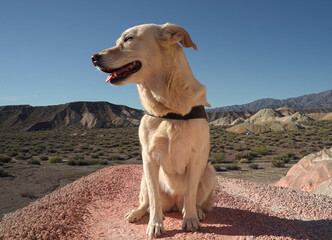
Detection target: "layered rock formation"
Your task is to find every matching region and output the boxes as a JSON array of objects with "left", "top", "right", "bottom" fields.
[
  {"left": 275, "top": 148, "right": 332, "bottom": 195},
  {"left": 225, "top": 108, "right": 314, "bottom": 134}
]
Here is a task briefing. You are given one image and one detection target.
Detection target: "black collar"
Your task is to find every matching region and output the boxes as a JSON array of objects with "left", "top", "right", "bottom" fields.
[{"left": 145, "top": 105, "right": 207, "bottom": 120}]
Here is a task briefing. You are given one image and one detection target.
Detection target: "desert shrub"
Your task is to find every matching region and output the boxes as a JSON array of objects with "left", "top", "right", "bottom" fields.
[
  {"left": 20, "top": 191, "right": 37, "bottom": 199},
  {"left": 48, "top": 156, "right": 63, "bottom": 163},
  {"left": 17, "top": 153, "right": 31, "bottom": 160},
  {"left": 299, "top": 150, "right": 309, "bottom": 158},
  {"left": 82, "top": 159, "right": 98, "bottom": 165},
  {"left": 97, "top": 151, "right": 104, "bottom": 156},
  {"left": 271, "top": 159, "right": 285, "bottom": 168},
  {"left": 225, "top": 164, "right": 241, "bottom": 171},
  {"left": 40, "top": 156, "right": 49, "bottom": 161},
  {"left": 235, "top": 151, "right": 257, "bottom": 160},
  {"left": 131, "top": 151, "right": 140, "bottom": 157},
  {"left": 234, "top": 145, "right": 244, "bottom": 151},
  {"left": 249, "top": 163, "right": 259, "bottom": 169},
  {"left": 72, "top": 154, "right": 85, "bottom": 160},
  {"left": 20, "top": 148, "right": 30, "bottom": 153},
  {"left": 211, "top": 153, "right": 226, "bottom": 164},
  {"left": 27, "top": 159, "right": 41, "bottom": 165},
  {"left": 273, "top": 152, "right": 296, "bottom": 164},
  {"left": 80, "top": 145, "right": 89, "bottom": 150},
  {"left": 0, "top": 155, "right": 12, "bottom": 163},
  {"left": 0, "top": 169, "right": 9, "bottom": 177},
  {"left": 47, "top": 149, "right": 57, "bottom": 154},
  {"left": 98, "top": 160, "right": 108, "bottom": 165},
  {"left": 108, "top": 155, "right": 126, "bottom": 161},
  {"left": 251, "top": 146, "right": 271, "bottom": 156},
  {"left": 67, "top": 159, "right": 108, "bottom": 166},
  {"left": 239, "top": 158, "right": 249, "bottom": 163},
  {"left": 9, "top": 152, "right": 18, "bottom": 157},
  {"left": 286, "top": 152, "right": 298, "bottom": 160},
  {"left": 212, "top": 164, "right": 225, "bottom": 172},
  {"left": 67, "top": 159, "right": 88, "bottom": 166},
  {"left": 63, "top": 170, "right": 85, "bottom": 179}
]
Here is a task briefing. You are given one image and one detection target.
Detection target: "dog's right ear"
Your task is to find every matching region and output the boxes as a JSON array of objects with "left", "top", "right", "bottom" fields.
[{"left": 158, "top": 23, "right": 197, "bottom": 51}]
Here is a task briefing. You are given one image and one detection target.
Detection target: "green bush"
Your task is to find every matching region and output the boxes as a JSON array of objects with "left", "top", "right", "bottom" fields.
[
  {"left": 108, "top": 155, "right": 120, "bottom": 161},
  {"left": 271, "top": 159, "right": 285, "bottom": 168},
  {"left": 211, "top": 153, "right": 226, "bottom": 164},
  {"left": 67, "top": 159, "right": 88, "bottom": 166},
  {"left": 235, "top": 151, "right": 257, "bottom": 160},
  {"left": 213, "top": 164, "right": 225, "bottom": 172},
  {"left": 285, "top": 152, "right": 297, "bottom": 160},
  {"left": 251, "top": 146, "right": 271, "bottom": 156},
  {"left": 67, "top": 159, "right": 108, "bottom": 166},
  {"left": 20, "top": 148, "right": 30, "bottom": 153},
  {"left": 273, "top": 152, "right": 297, "bottom": 164},
  {"left": 299, "top": 150, "right": 309, "bottom": 158},
  {"left": 39, "top": 156, "right": 49, "bottom": 161},
  {"left": 9, "top": 152, "right": 18, "bottom": 157},
  {"left": 0, "top": 155, "right": 12, "bottom": 163},
  {"left": 17, "top": 153, "right": 31, "bottom": 160},
  {"left": 234, "top": 145, "right": 244, "bottom": 151},
  {"left": 225, "top": 164, "right": 241, "bottom": 171},
  {"left": 0, "top": 169, "right": 9, "bottom": 177},
  {"left": 48, "top": 156, "right": 63, "bottom": 163},
  {"left": 27, "top": 159, "right": 41, "bottom": 165},
  {"left": 249, "top": 163, "right": 259, "bottom": 169},
  {"left": 239, "top": 158, "right": 249, "bottom": 163},
  {"left": 98, "top": 160, "right": 108, "bottom": 165}
]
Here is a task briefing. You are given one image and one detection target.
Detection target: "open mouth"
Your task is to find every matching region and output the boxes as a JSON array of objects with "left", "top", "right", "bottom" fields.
[{"left": 103, "top": 61, "right": 141, "bottom": 84}]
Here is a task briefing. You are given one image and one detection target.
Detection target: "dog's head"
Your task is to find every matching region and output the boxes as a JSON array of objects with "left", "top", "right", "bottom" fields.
[{"left": 91, "top": 23, "right": 197, "bottom": 86}]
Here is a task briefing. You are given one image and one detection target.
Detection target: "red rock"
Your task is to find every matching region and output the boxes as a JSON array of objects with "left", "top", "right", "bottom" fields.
[{"left": 275, "top": 148, "right": 332, "bottom": 192}]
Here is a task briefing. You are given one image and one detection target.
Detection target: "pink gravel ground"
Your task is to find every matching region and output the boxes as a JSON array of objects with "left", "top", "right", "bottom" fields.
[{"left": 0, "top": 165, "right": 331, "bottom": 240}]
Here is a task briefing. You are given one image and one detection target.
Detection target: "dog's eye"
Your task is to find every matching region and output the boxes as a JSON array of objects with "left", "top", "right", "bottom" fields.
[{"left": 124, "top": 36, "right": 133, "bottom": 42}]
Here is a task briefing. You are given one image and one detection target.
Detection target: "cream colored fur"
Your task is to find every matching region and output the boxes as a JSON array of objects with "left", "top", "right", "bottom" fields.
[{"left": 93, "top": 23, "right": 216, "bottom": 238}]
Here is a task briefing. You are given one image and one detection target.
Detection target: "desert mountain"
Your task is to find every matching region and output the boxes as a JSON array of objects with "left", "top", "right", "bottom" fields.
[
  {"left": 0, "top": 102, "right": 143, "bottom": 132},
  {"left": 1, "top": 88, "right": 332, "bottom": 132},
  {"left": 209, "top": 89, "right": 332, "bottom": 112},
  {"left": 224, "top": 108, "right": 314, "bottom": 134}
]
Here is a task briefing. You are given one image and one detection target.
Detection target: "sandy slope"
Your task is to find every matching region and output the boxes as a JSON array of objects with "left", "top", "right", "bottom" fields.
[{"left": 1, "top": 165, "right": 331, "bottom": 240}]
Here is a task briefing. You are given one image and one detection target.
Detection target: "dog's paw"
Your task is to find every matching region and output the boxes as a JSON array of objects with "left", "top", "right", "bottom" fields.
[
  {"left": 126, "top": 209, "right": 146, "bottom": 223},
  {"left": 182, "top": 217, "right": 201, "bottom": 232},
  {"left": 197, "top": 207, "right": 205, "bottom": 221},
  {"left": 146, "top": 221, "right": 165, "bottom": 238}
]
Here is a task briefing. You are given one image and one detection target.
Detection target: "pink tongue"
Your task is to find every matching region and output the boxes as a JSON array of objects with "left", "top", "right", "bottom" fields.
[{"left": 105, "top": 74, "right": 113, "bottom": 83}]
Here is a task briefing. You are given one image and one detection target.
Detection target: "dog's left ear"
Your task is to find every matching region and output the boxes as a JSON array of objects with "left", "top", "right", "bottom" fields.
[{"left": 159, "top": 23, "right": 197, "bottom": 51}]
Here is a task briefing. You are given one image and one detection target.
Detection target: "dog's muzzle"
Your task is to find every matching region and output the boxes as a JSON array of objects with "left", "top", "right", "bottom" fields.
[
  {"left": 91, "top": 54, "right": 142, "bottom": 84},
  {"left": 91, "top": 54, "right": 100, "bottom": 66}
]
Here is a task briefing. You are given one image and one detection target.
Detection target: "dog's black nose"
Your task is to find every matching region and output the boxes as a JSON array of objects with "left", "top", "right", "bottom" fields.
[{"left": 91, "top": 54, "right": 100, "bottom": 66}]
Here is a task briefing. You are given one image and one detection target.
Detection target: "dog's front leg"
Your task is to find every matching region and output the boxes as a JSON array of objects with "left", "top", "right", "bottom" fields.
[
  {"left": 143, "top": 153, "right": 165, "bottom": 237},
  {"left": 182, "top": 162, "right": 202, "bottom": 232}
]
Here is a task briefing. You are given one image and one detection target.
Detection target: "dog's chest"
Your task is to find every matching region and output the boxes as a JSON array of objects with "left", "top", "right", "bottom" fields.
[
  {"left": 140, "top": 120, "right": 195, "bottom": 174},
  {"left": 155, "top": 134, "right": 193, "bottom": 174}
]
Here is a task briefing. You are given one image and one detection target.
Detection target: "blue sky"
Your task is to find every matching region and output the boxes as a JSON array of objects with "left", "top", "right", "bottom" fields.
[{"left": 1, "top": 0, "right": 331, "bottom": 110}]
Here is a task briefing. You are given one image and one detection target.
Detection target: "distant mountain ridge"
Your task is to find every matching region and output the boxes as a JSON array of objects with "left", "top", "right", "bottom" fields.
[
  {"left": 1, "top": 89, "right": 331, "bottom": 132},
  {"left": 0, "top": 102, "right": 143, "bottom": 132},
  {"left": 209, "top": 89, "right": 332, "bottom": 112}
]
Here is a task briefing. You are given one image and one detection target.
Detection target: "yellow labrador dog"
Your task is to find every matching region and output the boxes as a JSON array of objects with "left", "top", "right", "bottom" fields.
[{"left": 92, "top": 23, "right": 216, "bottom": 237}]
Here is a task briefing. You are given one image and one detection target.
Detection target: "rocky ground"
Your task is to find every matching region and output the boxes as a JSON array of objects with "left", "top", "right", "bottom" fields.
[{"left": 1, "top": 165, "right": 331, "bottom": 240}]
